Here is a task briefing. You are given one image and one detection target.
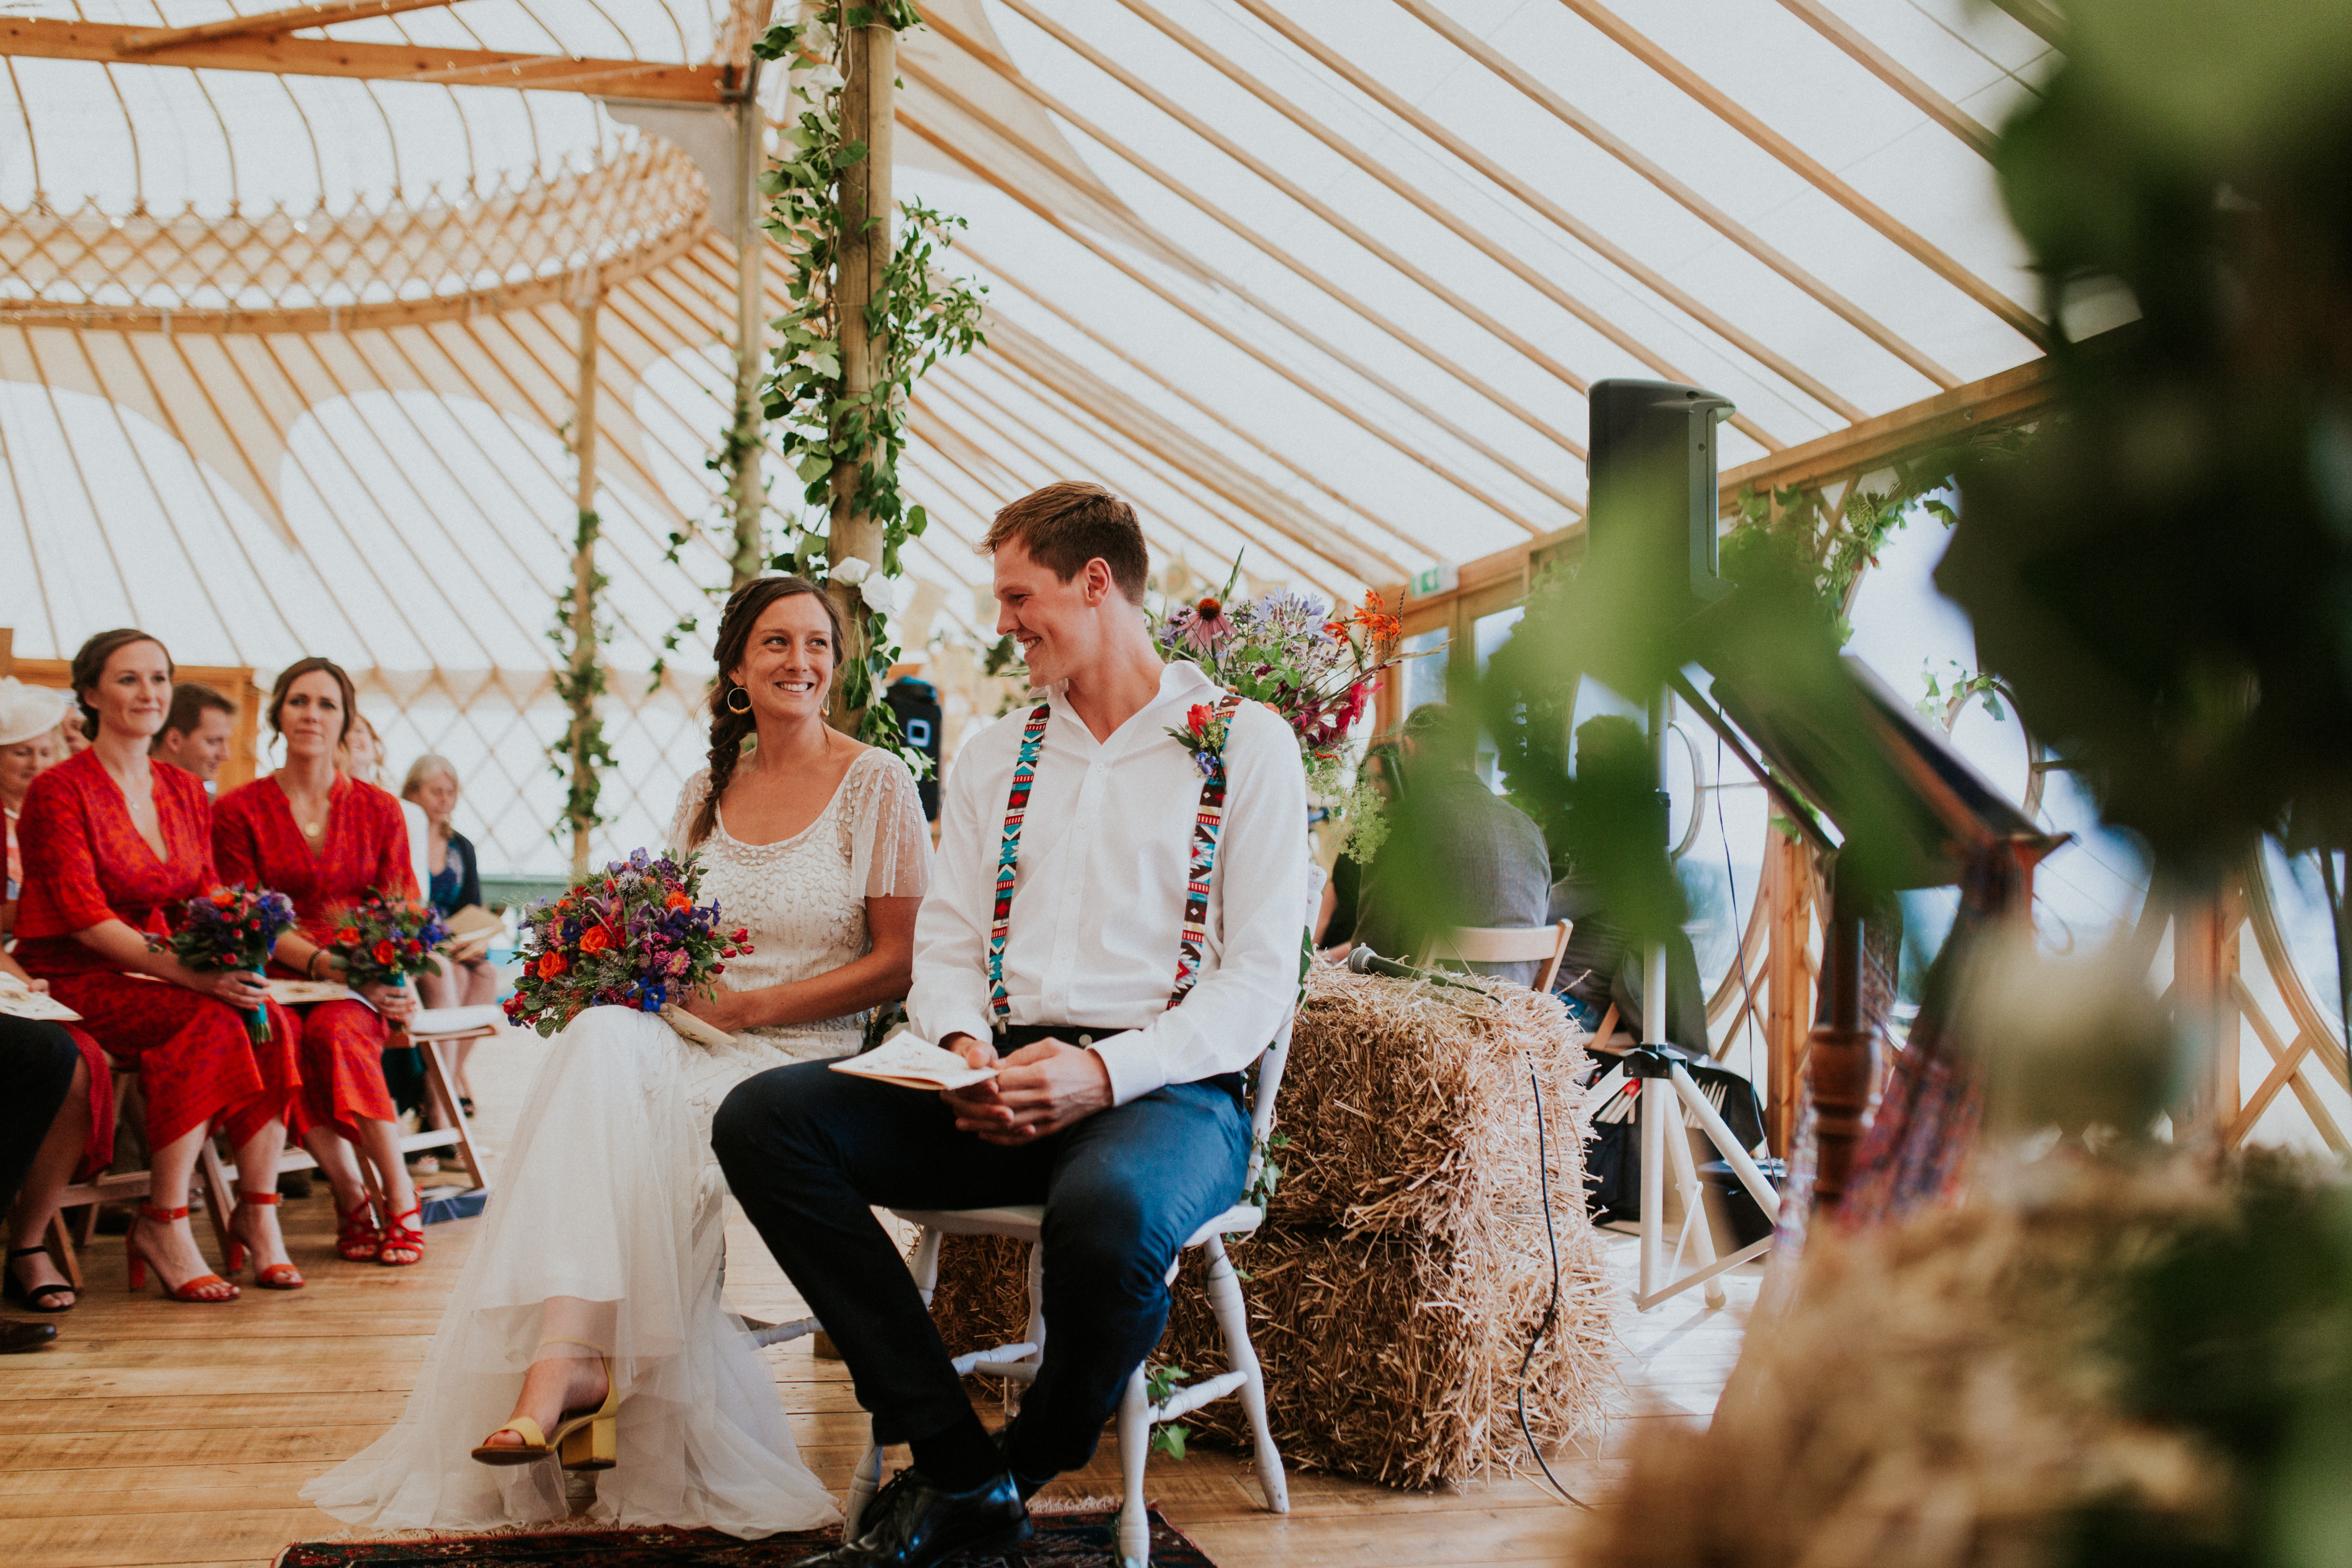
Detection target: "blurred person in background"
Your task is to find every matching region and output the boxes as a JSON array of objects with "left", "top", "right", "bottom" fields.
[
  {"left": 402, "top": 755, "right": 491, "bottom": 1113},
  {"left": 16, "top": 628, "right": 301, "bottom": 1303},
  {"left": 338, "top": 712, "right": 432, "bottom": 895},
  {"left": 1348, "top": 704, "right": 1552, "bottom": 986},
  {"left": 51, "top": 714, "right": 88, "bottom": 765},
  {"left": 215, "top": 658, "right": 425, "bottom": 1269},
  {"left": 150, "top": 683, "right": 237, "bottom": 787},
  {"left": 1315, "top": 741, "right": 1400, "bottom": 954},
  {"left": 2, "top": 678, "right": 67, "bottom": 944}
]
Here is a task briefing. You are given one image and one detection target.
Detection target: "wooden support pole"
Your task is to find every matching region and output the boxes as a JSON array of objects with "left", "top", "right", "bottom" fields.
[
  {"left": 567, "top": 288, "right": 603, "bottom": 875},
  {"left": 827, "top": 17, "right": 893, "bottom": 732},
  {"left": 2175, "top": 877, "right": 2244, "bottom": 1145},
  {"left": 1805, "top": 863, "right": 1875, "bottom": 1216},
  {"left": 728, "top": 58, "right": 769, "bottom": 589},
  {"left": 1762, "top": 829, "right": 1814, "bottom": 1158}
]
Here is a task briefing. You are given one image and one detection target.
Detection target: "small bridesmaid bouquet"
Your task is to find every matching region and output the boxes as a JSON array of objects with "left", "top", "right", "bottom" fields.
[
  {"left": 332, "top": 891, "right": 451, "bottom": 1021},
  {"left": 503, "top": 847, "right": 750, "bottom": 1046},
  {"left": 157, "top": 885, "right": 298, "bottom": 1044}
]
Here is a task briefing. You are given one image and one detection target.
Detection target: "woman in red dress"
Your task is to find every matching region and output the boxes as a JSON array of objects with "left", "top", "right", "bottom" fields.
[
  {"left": 214, "top": 658, "right": 424, "bottom": 1268},
  {"left": 16, "top": 629, "right": 302, "bottom": 1303}
]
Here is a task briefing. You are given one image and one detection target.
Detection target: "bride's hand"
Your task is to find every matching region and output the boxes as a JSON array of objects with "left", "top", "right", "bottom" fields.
[{"left": 680, "top": 988, "right": 751, "bottom": 1034}]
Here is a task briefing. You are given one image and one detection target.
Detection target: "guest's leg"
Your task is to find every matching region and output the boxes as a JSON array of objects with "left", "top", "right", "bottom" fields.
[
  {"left": 1013, "top": 1080, "right": 1251, "bottom": 1482},
  {"left": 229, "top": 1117, "right": 298, "bottom": 1275},
  {"left": 712, "top": 1061, "right": 1053, "bottom": 1447},
  {"left": 0, "top": 1019, "right": 77, "bottom": 1209},
  {"left": 2, "top": 1024, "right": 85, "bottom": 1310}
]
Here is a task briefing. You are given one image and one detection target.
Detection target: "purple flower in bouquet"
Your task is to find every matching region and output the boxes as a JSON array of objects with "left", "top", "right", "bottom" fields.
[
  {"left": 154, "top": 885, "right": 298, "bottom": 1044},
  {"left": 1178, "top": 596, "right": 1233, "bottom": 654}
]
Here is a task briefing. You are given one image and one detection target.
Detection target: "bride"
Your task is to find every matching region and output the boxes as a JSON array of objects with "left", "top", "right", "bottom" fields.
[{"left": 306, "top": 575, "right": 931, "bottom": 1537}]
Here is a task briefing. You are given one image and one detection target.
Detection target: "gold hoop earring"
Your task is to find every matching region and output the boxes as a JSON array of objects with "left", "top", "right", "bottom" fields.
[{"left": 725, "top": 685, "right": 753, "bottom": 715}]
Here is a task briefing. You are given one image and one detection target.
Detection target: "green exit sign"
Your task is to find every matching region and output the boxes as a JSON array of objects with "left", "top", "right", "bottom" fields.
[{"left": 1407, "top": 563, "right": 1459, "bottom": 599}]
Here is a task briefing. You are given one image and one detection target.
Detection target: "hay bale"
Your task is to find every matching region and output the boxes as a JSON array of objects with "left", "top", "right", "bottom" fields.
[
  {"left": 923, "top": 965, "right": 1616, "bottom": 1487},
  {"left": 1268, "top": 966, "right": 1594, "bottom": 1244},
  {"left": 1161, "top": 1210, "right": 1615, "bottom": 1487}
]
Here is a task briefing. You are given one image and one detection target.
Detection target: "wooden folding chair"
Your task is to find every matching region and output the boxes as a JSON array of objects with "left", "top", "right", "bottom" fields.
[{"left": 1418, "top": 918, "right": 1574, "bottom": 991}]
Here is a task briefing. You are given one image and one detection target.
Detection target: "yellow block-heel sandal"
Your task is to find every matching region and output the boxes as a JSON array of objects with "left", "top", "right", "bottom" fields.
[{"left": 470, "top": 1340, "right": 618, "bottom": 1471}]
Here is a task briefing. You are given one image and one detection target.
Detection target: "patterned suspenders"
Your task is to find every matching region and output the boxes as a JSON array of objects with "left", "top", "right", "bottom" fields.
[{"left": 986, "top": 692, "right": 1245, "bottom": 1033}]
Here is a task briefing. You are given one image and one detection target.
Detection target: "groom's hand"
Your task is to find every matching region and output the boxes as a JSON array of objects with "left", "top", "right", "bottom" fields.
[
  {"left": 984, "top": 1041, "right": 1113, "bottom": 1144},
  {"left": 942, "top": 1034, "right": 1014, "bottom": 1135}
]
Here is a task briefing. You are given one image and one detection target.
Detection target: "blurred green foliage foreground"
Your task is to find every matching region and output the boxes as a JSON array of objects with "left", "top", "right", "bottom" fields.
[{"left": 1398, "top": 4, "right": 2352, "bottom": 1561}]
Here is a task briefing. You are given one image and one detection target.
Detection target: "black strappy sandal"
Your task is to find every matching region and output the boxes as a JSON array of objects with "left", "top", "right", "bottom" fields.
[{"left": 5, "top": 1246, "right": 75, "bottom": 1313}]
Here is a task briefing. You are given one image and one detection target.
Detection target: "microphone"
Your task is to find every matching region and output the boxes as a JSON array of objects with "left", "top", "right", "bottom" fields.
[{"left": 1345, "top": 945, "right": 1489, "bottom": 993}]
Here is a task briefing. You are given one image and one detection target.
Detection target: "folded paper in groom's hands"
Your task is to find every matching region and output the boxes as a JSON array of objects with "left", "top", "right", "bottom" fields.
[{"left": 831, "top": 1031, "right": 1000, "bottom": 1091}]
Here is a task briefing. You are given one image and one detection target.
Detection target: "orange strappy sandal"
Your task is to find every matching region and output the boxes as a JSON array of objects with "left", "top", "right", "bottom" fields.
[
  {"left": 337, "top": 1198, "right": 383, "bottom": 1262},
  {"left": 471, "top": 1341, "right": 619, "bottom": 1470},
  {"left": 377, "top": 1204, "right": 425, "bottom": 1268},
  {"left": 227, "top": 1190, "right": 305, "bottom": 1289},
  {"left": 126, "top": 1202, "right": 239, "bottom": 1303}
]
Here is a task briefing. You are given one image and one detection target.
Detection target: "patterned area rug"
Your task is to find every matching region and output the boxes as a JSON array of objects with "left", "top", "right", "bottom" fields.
[{"left": 276, "top": 1509, "right": 1216, "bottom": 1565}]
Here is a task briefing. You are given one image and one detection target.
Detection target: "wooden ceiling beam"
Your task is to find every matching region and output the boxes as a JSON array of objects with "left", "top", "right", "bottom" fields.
[
  {"left": 0, "top": 16, "right": 724, "bottom": 103},
  {"left": 1772, "top": 0, "right": 1999, "bottom": 160},
  {"left": 116, "top": 0, "right": 468, "bottom": 56}
]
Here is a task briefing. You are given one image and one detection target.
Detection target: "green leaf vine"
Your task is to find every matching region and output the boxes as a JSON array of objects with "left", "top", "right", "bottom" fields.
[
  {"left": 550, "top": 505, "right": 617, "bottom": 864},
  {"left": 751, "top": 3, "right": 986, "bottom": 779}
]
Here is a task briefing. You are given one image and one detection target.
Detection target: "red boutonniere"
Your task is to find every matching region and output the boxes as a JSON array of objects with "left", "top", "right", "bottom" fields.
[{"left": 1168, "top": 700, "right": 1234, "bottom": 779}]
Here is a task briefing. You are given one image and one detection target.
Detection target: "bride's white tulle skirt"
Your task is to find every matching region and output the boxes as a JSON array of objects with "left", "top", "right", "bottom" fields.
[{"left": 302, "top": 1005, "right": 849, "bottom": 1538}]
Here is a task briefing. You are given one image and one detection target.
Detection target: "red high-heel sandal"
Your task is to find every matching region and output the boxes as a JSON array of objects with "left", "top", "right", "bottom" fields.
[
  {"left": 377, "top": 1205, "right": 425, "bottom": 1268},
  {"left": 337, "top": 1198, "right": 383, "bottom": 1262},
  {"left": 126, "top": 1202, "right": 238, "bottom": 1303},
  {"left": 227, "top": 1191, "right": 305, "bottom": 1290}
]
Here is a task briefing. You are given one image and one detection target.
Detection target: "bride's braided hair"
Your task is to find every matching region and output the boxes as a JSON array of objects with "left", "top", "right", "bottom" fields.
[{"left": 686, "top": 575, "right": 845, "bottom": 848}]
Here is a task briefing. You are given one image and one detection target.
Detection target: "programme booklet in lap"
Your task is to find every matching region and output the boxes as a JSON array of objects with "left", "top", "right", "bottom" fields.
[{"left": 830, "top": 1030, "right": 1000, "bottom": 1091}]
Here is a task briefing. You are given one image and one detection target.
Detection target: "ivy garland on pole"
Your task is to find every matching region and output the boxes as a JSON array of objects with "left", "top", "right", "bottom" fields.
[
  {"left": 552, "top": 503, "right": 616, "bottom": 871},
  {"left": 752, "top": 2, "right": 986, "bottom": 772}
]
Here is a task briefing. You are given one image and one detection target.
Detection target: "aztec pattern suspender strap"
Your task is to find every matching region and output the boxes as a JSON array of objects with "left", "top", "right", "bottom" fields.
[
  {"left": 1170, "top": 692, "right": 1246, "bottom": 1007},
  {"left": 985, "top": 691, "right": 1245, "bottom": 1032},
  {"left": 987, "top": 702, "right": 1053, "bottom": 1032}
]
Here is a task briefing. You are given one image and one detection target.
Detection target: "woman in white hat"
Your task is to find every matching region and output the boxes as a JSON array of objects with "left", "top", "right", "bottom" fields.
[{"left": 0, "top": 677, "right": 67, "bottom": 942}]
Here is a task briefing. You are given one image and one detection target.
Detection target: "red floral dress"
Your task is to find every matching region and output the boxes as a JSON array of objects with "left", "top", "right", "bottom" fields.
[
  {"left": 213, "top": 774, "right": 417, "bottom": 1144},
  {"left": 15, "top": 750, "right": 298, "bottom": 1152}
]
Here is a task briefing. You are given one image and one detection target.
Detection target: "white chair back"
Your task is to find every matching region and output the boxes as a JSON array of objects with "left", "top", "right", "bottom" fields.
[{"left": 1418, "top": 918, "right": 1573, "bottom": 992}]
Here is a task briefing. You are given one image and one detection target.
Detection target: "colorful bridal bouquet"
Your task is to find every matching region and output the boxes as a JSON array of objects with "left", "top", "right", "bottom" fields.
[
  {"left": 503, "top": 847, "right": 751, "bottom": 1042},
  {"left": 1156, "top": 564, "right": 1407, "bottom": 791},
  {"left": 331, "top": 891, "right": 450, "bottom": 994},
  {"left": 156, "top": 885, "right": 297, "bottom": 1044}
]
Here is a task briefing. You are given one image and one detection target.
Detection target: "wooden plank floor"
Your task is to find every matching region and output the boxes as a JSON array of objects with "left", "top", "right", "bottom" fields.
[{"left": 0, "top": 1027, "right": 1755, "bottom": 1566}]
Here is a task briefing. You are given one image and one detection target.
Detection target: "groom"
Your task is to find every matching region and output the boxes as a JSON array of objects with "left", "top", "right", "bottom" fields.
[{"left": 714, "top": 481, "right": 1307, "bottom": 1567}]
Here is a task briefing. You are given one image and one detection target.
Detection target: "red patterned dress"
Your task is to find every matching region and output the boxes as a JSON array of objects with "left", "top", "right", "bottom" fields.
[
  {"left": 212, "top": 775, "right": 417, "bottom": 1143},
  {"left": 15, "top": 750, "right": 299, "bottom": 1152}
]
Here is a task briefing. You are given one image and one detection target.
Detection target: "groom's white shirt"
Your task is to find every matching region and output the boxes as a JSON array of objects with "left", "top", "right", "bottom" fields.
[{"left": 908, "top": 659, "right": 1310, "bottom": 1106}]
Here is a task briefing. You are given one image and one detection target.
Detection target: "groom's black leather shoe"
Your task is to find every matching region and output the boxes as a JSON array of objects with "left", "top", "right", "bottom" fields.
[{"left": 793, "top": 1466, "right": 1030, "bottom": 1567}]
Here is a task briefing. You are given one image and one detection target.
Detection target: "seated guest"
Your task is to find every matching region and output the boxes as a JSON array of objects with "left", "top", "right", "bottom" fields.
[
  {"left": 2, "top": 947, "right": 113, "bottom": 1317},
  {"left": 402, "top": 755, "right": 493, "bottom": 1112},
  {"left": 214, "top": 659, "right": 424, "bottom": 1269},
  {"left": 2, "top": 678, "right": 67, "bottom": 944},
  {"left": 1315, "top": 741, "right": 1399, "bottom": 953},
  {"left": 1549, "top": 716, "right": 1706, "bottom": 1053},
  {"left": 16, "top": 628, "right": 301, "bottom": 1303},
  {"left": 150, "top": 682, "right": 237, "bottom": 787},
  {"left": 51, "top": 714, "right": 88, "bottom": 765},
  {"left": 1351, "top": 703, "right": 1552, "bottom": 984}
]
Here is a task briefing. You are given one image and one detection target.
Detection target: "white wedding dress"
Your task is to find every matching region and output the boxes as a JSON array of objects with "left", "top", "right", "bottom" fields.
[{"left": 305, "top": 748, "right": 931, "bottom": 1538}]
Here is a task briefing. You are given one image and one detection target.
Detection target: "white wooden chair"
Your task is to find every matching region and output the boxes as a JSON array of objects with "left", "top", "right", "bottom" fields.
[
  {"left": 1417, "top": 918, "right": 1573, "bottom": 992},
  {"left": 841, "top": 1023, "right": 1296, "bottom": 1568}
]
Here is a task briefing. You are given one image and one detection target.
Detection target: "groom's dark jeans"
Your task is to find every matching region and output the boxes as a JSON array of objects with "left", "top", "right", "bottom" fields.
[{"left": 712, "top": 1028, "right": 1249, "bottom": 1481}]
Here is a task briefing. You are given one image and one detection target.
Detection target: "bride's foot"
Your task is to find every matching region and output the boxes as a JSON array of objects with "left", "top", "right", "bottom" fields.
[{"left": 482, "top": 1355, "right": 610, "bottom": 1451}]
